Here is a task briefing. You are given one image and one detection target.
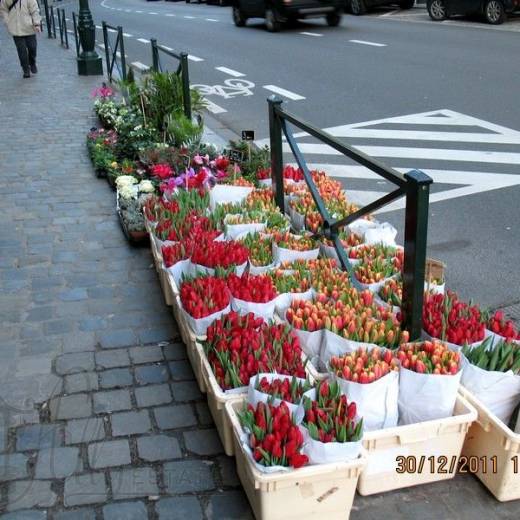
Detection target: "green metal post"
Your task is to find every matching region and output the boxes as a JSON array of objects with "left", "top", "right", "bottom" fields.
[
  {"left": 42, "top": 0, "right": 52, "bottom": 38},
  {"left": 101, "top": 22, "right": 111, "bottom": 81},
  {"left": 180, "top": 52, "right": 192, "bottom": 120},
  {"left": 268, "top": 96, "right": 284, "bottom": 213},
  {"left": 151, "top": 38, "right": 159, "bottom": 71},
  {"left": 402, "top": 169, "right": 433, "bottom": 339},
  {"left": 72, "top": 12, "right": 80, "bottom": 57},
  {"left": 62, "top": 10, "right": 69, "bottom": 49},
  {"left": 118, "top": 26, "right": 127, "bottom": 81},
  {"left": 77, "top": 0, "right": 103, "bottom": 75}
]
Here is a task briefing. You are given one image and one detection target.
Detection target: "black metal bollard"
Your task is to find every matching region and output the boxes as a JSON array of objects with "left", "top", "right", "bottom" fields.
[{"left": 267, "top": 96, "right": 285, "bottom": 213}]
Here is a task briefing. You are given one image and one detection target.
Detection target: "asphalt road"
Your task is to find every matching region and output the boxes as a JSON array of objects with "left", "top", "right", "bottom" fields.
[{"left": 72, "top": 0, "right": 520, "bottom": 310}]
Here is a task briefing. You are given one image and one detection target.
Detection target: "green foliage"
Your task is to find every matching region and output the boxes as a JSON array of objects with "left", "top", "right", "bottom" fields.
[
  {"left": 228, "top": 140, "right": 270, "bottom": 184},
  {"left": 165, "top": 113, "right": 203, "bottom": 147}
]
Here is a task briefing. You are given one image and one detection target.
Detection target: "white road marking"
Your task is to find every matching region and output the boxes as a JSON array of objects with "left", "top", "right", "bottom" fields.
[
  {"left": 135, "top": 10, "right": 143, "bottom": 13},
  {"left": 300, "top": 32, "right": 322, "bottom": 37},
  {"left": 149, "top": 12, "right": 158, "bottom": 15},
  {"left": 184, "top": 15, "right": 195, "bottom": 19},
  {"left": 215, "top": 66, "right": 246, "bottom": 78},
  {"left": 188, "top": 55, "right": 204, "bottom": 62},
  {"left": 107, "top": 28, "right": 117, "bottom": 33},
  {"left": 131, "top": 61, "right": 151, "bottom": 72},
  {"left": 204, "top": 99, "right": 227, "bottom": 114},
  {"left": 137, "top": 38, "right": 150, "bottom": 44},
  {"left": 206, "top": 18, "right": 219, "bottom": 22},
  {"left": 123, "top": 33, "right": 133, "bottom": 37},
  {"left": 67, "top": 29, "right": 73, "bottom": 34},
  {"left": 349, "top": 39, "right": 387, "bottom": 47},
  {"left": 162, "top": 45, "right": 174, "bottom": 51},
  {"left": 263, "top": 85, "right": 305, "bottom": 101},
  {"left": 165, "top": 13, "right": 175, "bottom": 16},
  {"left": 96, "top": 43, "right": 105, "bottom": 49},
  {"left": 95, "top": 25, "right": 102, "bottom": 29}
]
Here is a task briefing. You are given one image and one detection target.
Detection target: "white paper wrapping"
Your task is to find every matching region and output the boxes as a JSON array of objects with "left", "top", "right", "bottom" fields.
[
  {"left": 166, "top": 258, "right": 191, "bottom": 289},
  {"left": 258, "top": 178, "right": 272, "bottom": 187},
  {"left": 209, "top": 184, "right": 254, "bottom": 211},
  {"left": 422, "top": 329, "right": 494, "bottom": 352},
  {"left": 272, "top": 242, "right": 320, "bottom": 264},
  {"left": 335, "top": 370, "right": 399, "bottom": 431},
  {"left": 231, "top": 296, "right": 278, "bottom": 322},
  {"left": 461, "top": 354, "right": 520, "bottom": 424},
  {"left": 248, "top": 261, "right": 278, "bottom": 275},
  {"left": 179, "top": 303, "right": 231, "bottom": 336},
  {"left": 246, "top": 374, "right": 316, "bottom": 425},
  {"left": 320, "top": 330, "right": 379, "bottom": 371},
  {"left": 398, "top": 366, "right": 462, "bottom": 425},
  {"left": 224, "top": 219, "right": 267, "bottom": 240},
  {"left": 288, "top": 207, "right": 306, "bottom": 232},
  {"left": 274, "top": 289, "right": 315, "bottom": 318},
  {"left": 291, "top": 327, "right": 324, "bottom": 360},
  {"left": 300, "top": 425, "right": 363, "bottom": 464},
  {"left": 153, "top": 236, "right": 177, "bottom": 255},
  {"left": 364, "top": 223, "right": 398, "bottom": 246},
  {"left": 190, "top": 260, "right": 247, "bottom": 277}
]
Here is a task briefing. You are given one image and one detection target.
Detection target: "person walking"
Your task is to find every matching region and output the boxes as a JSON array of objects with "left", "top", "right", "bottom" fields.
[{"left": 0, "top": 0, "right": 42, "bottom": 78}]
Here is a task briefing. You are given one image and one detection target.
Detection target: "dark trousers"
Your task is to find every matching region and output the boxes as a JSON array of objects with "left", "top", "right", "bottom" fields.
[{"left": 13, "top": 35, "right": 37, "bottom": 72}]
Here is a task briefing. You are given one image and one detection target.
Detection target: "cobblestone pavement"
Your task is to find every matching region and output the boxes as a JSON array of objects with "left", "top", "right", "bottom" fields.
[{"left": 1, "top": 23, "right": 519, "bottom": 520}]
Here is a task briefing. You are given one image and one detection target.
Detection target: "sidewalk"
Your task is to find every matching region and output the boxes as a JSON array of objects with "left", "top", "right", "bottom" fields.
[
  {"left": 0, "top": 27, "right": 250, "bottom": 519},
  {"left": 0, "top": 24, "right": 518, "bottom": 520}
]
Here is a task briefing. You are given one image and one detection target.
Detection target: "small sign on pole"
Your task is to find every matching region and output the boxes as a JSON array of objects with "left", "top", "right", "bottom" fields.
[{"left": 241, "top": 130, "right": 255, "bottom": 141}]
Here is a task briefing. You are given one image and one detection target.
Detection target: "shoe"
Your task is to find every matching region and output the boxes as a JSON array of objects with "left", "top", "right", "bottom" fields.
[
  {"left": 30, "top": 64, "right": 37, "bottom": 74},
  {"left": 23, "top": 70, "right": 30, "bottom": 78}
]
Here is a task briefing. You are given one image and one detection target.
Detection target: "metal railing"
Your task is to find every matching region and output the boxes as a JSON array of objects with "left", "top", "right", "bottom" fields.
[
  {"left": 49, "top": 5, "right": 57, "bottom": 39},
  {"left": 72, "top": 12, "right": 80, "bottom": 57},
  {"left": 102, "top": 22, "right": 127, "bottom": 82},
  {"left": 57, "top": 8, "right": 69, "bottom": 49},
  {"left": 150, "top": 39, "right": 192, "bottom": 120},
  {"left": 268, "top": 96, "right": 433, "bottom": 339}
]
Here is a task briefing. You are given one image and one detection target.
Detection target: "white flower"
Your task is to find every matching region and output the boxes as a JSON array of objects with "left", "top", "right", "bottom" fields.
[
  {"left": 115, "top": 175, "right": 138, "bottom": 189},
  {"left": 138, "top": 180, "right": 154, "bottom": 193},
  {"left": 119, "top": 185, "right": 138, "bottom": 200}
]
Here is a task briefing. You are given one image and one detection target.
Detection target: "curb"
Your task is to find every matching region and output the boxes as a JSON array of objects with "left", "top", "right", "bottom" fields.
[{"left": 201, "top": 110, "right": 241, "bottom": 149}]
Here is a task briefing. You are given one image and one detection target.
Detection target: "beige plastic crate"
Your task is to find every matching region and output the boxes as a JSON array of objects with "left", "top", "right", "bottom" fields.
[
  {"left": 357, "top": 393, "right": 477, "bottom": 495},
  {"left": 226, "top": 399, "right": 366, "bottom": 520},
  {"left": 189, "top": 341, "right": 208, "bottom": 394},
  {"left": 460, "top": 386, "right": 520, "bottom": 501},
  {"left": 158, "top": 265, "right": 174, "bottom": 306},
  {"left": 200, "top": 346, "right": 247, "bottom": 456}
]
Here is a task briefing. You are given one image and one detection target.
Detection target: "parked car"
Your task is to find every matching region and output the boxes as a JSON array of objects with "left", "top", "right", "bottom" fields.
[
  {"left": 232, "top": 0, "right": 344, "bottom": 31},
  {"left": 427, "top": 0, "right": 518, "bottom": 23},
  {"left": 347, "top": 0, "right": 415, "bottom": 15}
]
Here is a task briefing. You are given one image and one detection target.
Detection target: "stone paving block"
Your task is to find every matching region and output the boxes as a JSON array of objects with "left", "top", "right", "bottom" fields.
[
  {"left": 184, "top": 429, "right": 223, "bottom": 456},
  {"left": 53, "top": 508, "right": 95, "bottom": 520},
  {"left": 16, "top": 424, "right": 62, "bottom": 451},
  {"left": 26, "top": 306, "right": 54, "bottom": 322},
  {"left": 170, "top": 381, "right": 202, "bottom": 402},
  {"left": 0, "top": 453, "right": 29, "bottom": 481},
  {"left": 163, "top": 460, "right": 215, "bottom": 494},
  {"left": 79, "top": 316, "right": 108, "bottom": 332},
  {"left": 162, "top": 343, "right": 186, "bottom": 361},
  {"left": 34, "top": 446, "right": 82, "bottom": 478},
  {"left": 99, "top": 368, "right": 133, "bottom": 389},
  {"left": 93, "top": 389, "right": 132, "bottom": 414},
  {"left": 62, "top": 332, "right": 97, "bottom": 353},
  {"left": 64, "top": 372, "right": 99, "bottom": 394},
  {"left": 50, "top": 394, "right": 92, "bottom": 420},
  {"left": 195, "top": 402, "right": 213, "bottom": 426},
  {"left": 44, "top": 319, "right": 75, "bottom": 336},
  {"left": 137, "top": 434, "right": 182, "bottom": 462},
  {"left": 95, "top": 350, "right": 131, "bottom": 369},
  {"left": 7, "top": 480, "right": 57, "bottom": 511},
  {"left": 103, "top": 501, "right": 148, "bottom": 520},
  {"left": 134, "top": 365, "right": 169, "bottom": 385},
  {"left": 205, "top": 490, "right": 253, "bottom": 520},
  {"left": 135, "top": 384, "right": 172, "bottom": 408},
  {"left": 64, "top": 473, "right": 108, "bottom": 507},
  {"left": 153, "top": 404, "right": 197, "bottom": 430},
  {"left": 111, "top": 411, "right": 152, "bottom": 437},
  {"left": 0, "top": 427, "right": 6, "bottom": 453},
  {"left": 129, "top": 345, "right": 164, "bottom": 364},
  {"left": 59, "top": 288, "right": 88, "bottom": 302},
  {"left": 110, "top": 467, "right": 158, "bottom": 500},
  {"left": 0, "top": 511, "right": 47, "bottom": 519},
  {"left": 56, "top": 352, "right": 95, "bottom": 375},
  {"left": 139, "top": 325, "right": 178, "bottom": 345},
  {"left": 217, "top": 455, "right": 241, "bottom": 488},
  {"left": 65, "top": 417, "right": 105, "bottom": 444},
  {"left": 98, "top": 329, "right": 138, "bottom": 349},
  {"left": 88, "top": 439, "right": 131, "bottom": 469},
  {"left": 87, "top": 286, "right": 115, "bottom": 300},
  {"left": 156, "top": 496, "right": 203, "bottom": 520},
  {"left": 168, "top": 360, "right": 194, "bottom": 381}
]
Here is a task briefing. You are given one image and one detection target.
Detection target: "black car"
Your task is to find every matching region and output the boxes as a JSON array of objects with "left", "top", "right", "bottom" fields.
[
  {"left": 232, "top": 0, "right": 344, "bottom": 31},
  {"left": 427, "top": 0, "right": 519, "bottom": 23},
  {"left": 347, "top": 0, "right": 415, "bottom": 15}
]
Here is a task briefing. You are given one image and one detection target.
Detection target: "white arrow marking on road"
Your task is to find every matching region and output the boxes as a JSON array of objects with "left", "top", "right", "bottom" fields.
[
  {"left": 215, "top": 67, "right": 246, "bottom": 78},
  {"left": 349, "top": 40, "right": 387, "bottom": 47},
  {"left": 263, "top": 85, "right": 305, "bottom": 101},
  {"left": 300, "top": 32, "right": 323, "bottom": 37}
]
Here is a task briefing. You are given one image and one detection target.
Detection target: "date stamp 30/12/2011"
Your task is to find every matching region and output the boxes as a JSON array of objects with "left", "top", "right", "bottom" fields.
[{"left": 395, "top": 455, "right": 520, "bottom": 475}]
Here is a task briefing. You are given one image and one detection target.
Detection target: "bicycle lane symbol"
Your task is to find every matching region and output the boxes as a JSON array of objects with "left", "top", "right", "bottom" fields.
[{"left": 192, "top": 79, "right": 255, "bottom": 100}]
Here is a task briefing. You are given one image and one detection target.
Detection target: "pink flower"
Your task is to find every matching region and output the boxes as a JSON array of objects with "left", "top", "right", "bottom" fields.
[{"left": 91, "top": 84, "right": 114, "bottom": 99}]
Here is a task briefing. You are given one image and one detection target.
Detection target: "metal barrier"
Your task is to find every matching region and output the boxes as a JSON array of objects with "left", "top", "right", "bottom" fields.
[
  {"left": 150, "top": 39, "right": 192, "bottom": 121},
  {"left": 57, "top": 8, "right": 69, "bottom": 49},
  {"left": 101, "top": 22, "right": 127, "bottom": 82},
  {"left": 72, "top": 12, "right": 80, "bottom": 58},
  {"left": 49, "top": 5, "right": 57, "bottom": 39},
  {"left": 267, "top": 96, "right": 433, "bottom": 339},
  {"left": 41, "top": 0, "right": 53, "bottom": 39}
]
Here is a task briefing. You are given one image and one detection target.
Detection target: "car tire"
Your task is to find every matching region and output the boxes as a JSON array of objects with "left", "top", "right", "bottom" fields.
[
  {"left": 233, "top": 6, "right": 247, "bottom": 26},
  {"left": 427, "top": 0, "right": 447, "bottom": 20},
  {"left": 483, "top": 0, "right": 505, "bottom": 24},
  {"left": 399, "top": 0, "right": 415, "bottom": 9},
  {"left": 326, "top": 12, "right": 342, "bottom": 26},
  {"left": 265, "top": 8, "right": 282, "bottom": 32},
  {"left": 350, "top": 0, "right": 367, "bottom": 15}
]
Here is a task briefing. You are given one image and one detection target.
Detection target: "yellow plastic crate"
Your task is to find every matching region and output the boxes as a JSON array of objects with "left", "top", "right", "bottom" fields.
[{"left": 460, "top": 386, "right": 520, "bottom": 501}]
